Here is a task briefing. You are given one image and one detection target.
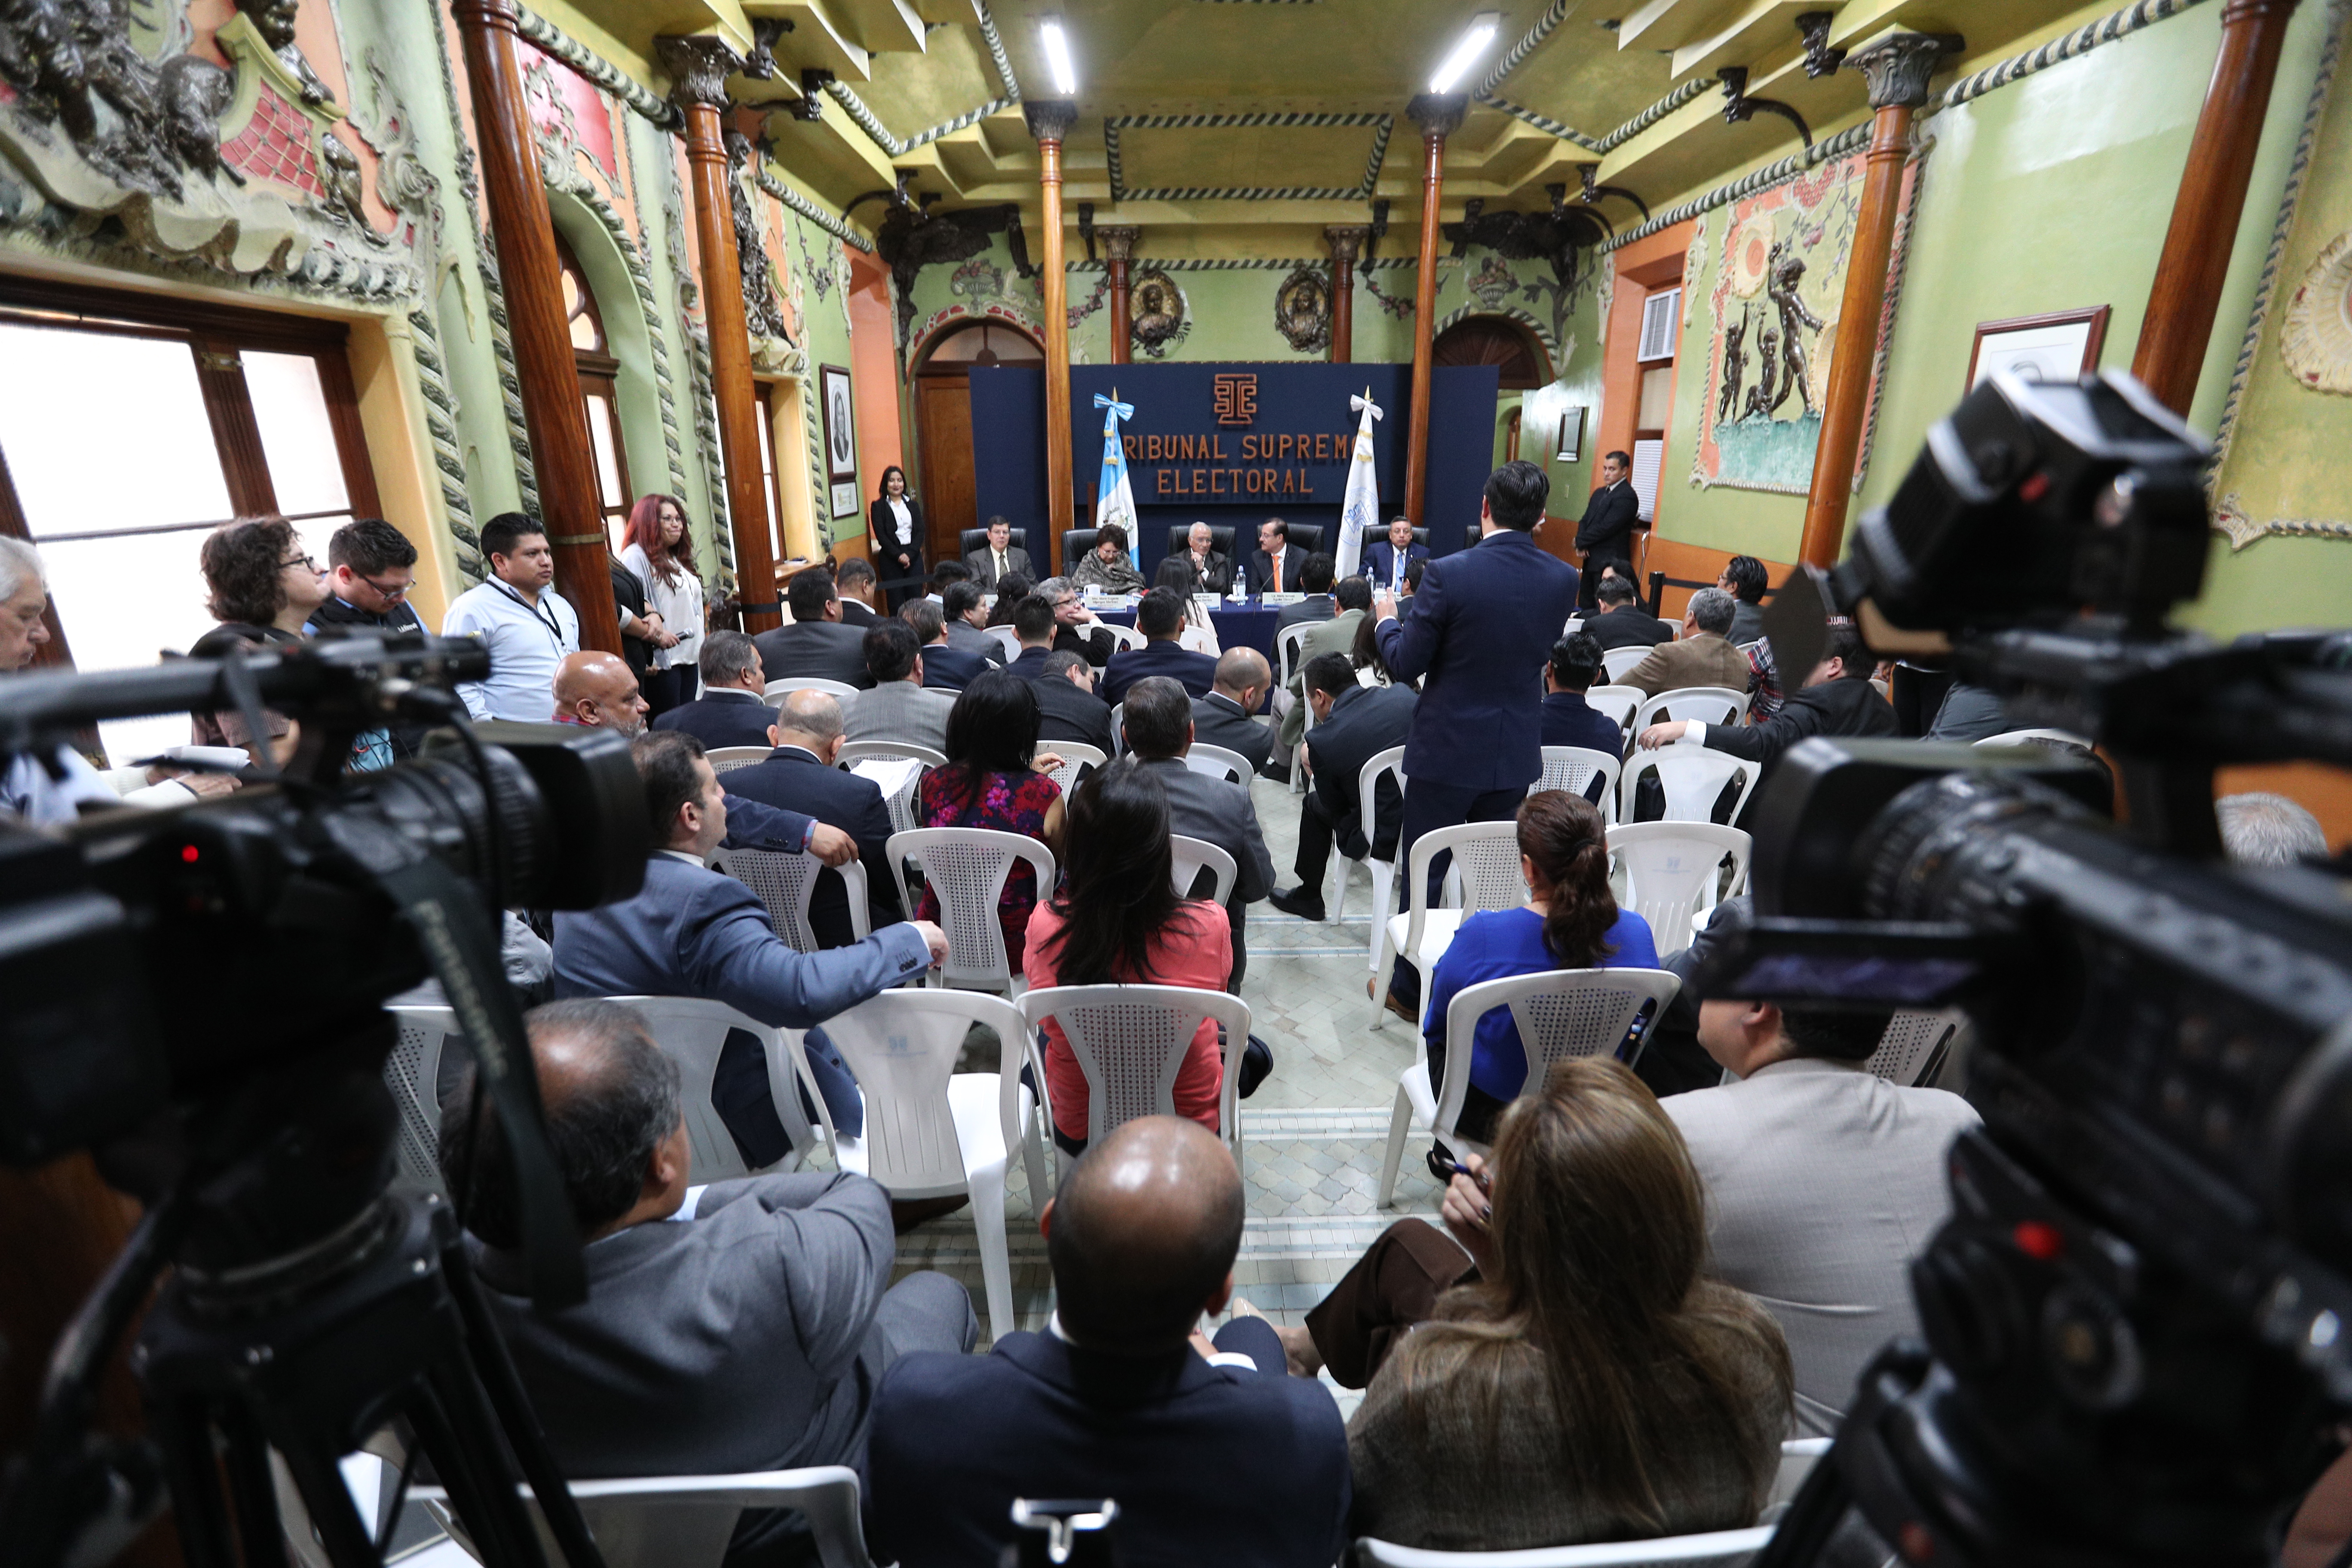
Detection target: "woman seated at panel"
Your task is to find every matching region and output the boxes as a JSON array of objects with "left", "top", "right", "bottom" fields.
[
  {"left": 1024, "top": 760, "right": 1230, "bottom": 1157},
  {"left": 915, "top": 671, "right": 1065, "bottom": 965},
  {"left": 1285, "top": 1058, "right": 1792, "bottom": 1552},
  {"left": 1072, "top": 523, "right": 1146, "bottom": 594},
  {"left": 1152, "top": 556, "right": 1223, "bottom": 656}
]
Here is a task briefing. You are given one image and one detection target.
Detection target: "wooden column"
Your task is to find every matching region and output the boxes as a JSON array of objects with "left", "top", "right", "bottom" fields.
[
  {"left": 1028, "top": 101, "right": 1079, "bottom": 556},
  {"left": 658, "top": 36, "right": 781, "bottom": 632},
  {"left": 1796, "top": 31, "right": 1956, "bottom": 571},
  {"left": 451, "top": 0, "right": 622, "bottom": 654},
  {"left": 1098, "top": 226, "right": 1138, "bottom": 366},
  {"left": 1326, "top": 224, "right": 1367, "bottom": 364},
  {"left": 2131, "top": 0, "right": 2303, "bottom": 413},
  {"left": 1403, "top": 95, "right": 1464, "bottom": 527}
]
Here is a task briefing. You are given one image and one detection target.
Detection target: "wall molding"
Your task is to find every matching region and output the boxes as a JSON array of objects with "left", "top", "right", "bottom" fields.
[
  {"left": 514, "top": 4, "right": 682, "bottom": 130},
  {"left": 1482, "top": 77, "right": 1716, "bottom": 156},
  {"left": 1104, "top": 112, "right": 1392, "bottom": 202},
  {"left": 753, "top": 164, "right": 875, "bottom": 253}
]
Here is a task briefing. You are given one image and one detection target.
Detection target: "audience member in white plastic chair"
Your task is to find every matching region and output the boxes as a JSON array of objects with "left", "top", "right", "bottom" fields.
[
  {"left": 1635, "top": 620, "right": 1897, "bottom": 774},
  {"left": 1276, "top": 1058, "right": 1791, "bottom": 1553},
  {"left": 915, "top": 671, "right": 1067, "bottom": 968},
  {"left": 444, "top": 996, "right": 976, "bottom": 1566}
]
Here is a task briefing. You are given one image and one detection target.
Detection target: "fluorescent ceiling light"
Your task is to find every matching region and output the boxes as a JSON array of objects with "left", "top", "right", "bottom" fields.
[
  {"left": 1428, "top": 13, "right": 1501, "bottom": 94},
  {"left": 1040, "top": 15, "right": 1078, "bottom": 96}
]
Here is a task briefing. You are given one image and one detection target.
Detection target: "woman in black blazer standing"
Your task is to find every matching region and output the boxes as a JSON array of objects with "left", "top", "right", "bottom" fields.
[{"left": 870, "top": 465, "right": 925, "bottom": 611}]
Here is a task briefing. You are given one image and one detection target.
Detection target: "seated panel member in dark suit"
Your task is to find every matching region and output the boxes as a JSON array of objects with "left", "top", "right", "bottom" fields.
[
  {"left": 903, "top": 598, "right": 989, "bottom": 692},
  {"left": 652, "top": 631, "right": 778, "bottom": 751},
  {"left": 1272, "top": 551, "right": 1338, "bottom": 637},
  {"left": 1003, "top": 591, "right": 1057, "bottom": 683},
  {"left": 962, "top": 514, "right": 1034, "bottom": 589},
  {"left": 868, "top": 1116, "right": 1351, "bottom": 1568},
  {"left": 1581, "top": 572, "right": 1675, "bottom": 651},
  {"left": 1123, "top": 677, "right": 1276, "bottom": 992},
  {"left": 1362, "top": 516, "right": 1430, "bottom": 597},
  {"left": 1541, "top": 631, "right": 1629, "bottom": 759},
  {"left": 1268, "top": 653, "right": 1417, "bottom": 922},
  {"left": 1170, "top": 521, "right": 1235, "bottom": 596},
  {"left": 753, "top": 569, "right": 875, "bottom": 691},
  {"left": 1244, "top": 515, "right": 1306, "bottom": 596},
  {"left": 834, "top": 557, "right": 884, "bottom": 629},
  {"left": 723, "top": 690, "right": 905, "bottom": 946},
  {"left": 1102, "top": 587, "right": 1219, "bottom": 705},
  {"left": 553, "top": 733, "right": 948, "bottom": 1155},
  {"left": 1637, "top": 619, "right": 1896, "bottom": 780},
  {"left": 1573, "top": 450, "right": 1641, "bottom": 612},
  {"left": 446, "top": 997, "right": 976, "bottom": 1558},
  {"left": 1191, "top": 647, "right": 1274, "bottom": 774},
  {"left": 1032, "top": 649, "right": 1115, "bottom": 753}
]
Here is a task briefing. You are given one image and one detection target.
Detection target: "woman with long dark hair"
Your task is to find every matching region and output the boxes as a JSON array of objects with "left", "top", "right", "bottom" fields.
[
  {"left": 619, "top": 493, "right": 701, "bottom": 716},
  {"left": 1024, "top": 759, "right": 1231, "bottom": 1155},
  {"left": 984, "top": 573, "right": 1032, "bottom": 627},
  {"left": 1423, "top": 790, "right": 1658, "bottom": 1145},
  {"left": 914, "top": 669, "right": 1065, "bottom": 962},
  {"left": 1339, "top": 1059, "right": 1792, "bottom": 1550},
  {"left": 1152, "top": 555, "right": 1221, "bottom": 655},
  {"left": 869, "top": 465, "right": 924, "bottom": 610}
]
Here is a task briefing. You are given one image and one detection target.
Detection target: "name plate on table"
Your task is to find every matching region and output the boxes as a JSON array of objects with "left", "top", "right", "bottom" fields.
[
  {"left": 1261, "top": 592, "right": 1308, "bottom": 606},
  {"left": 1083, "top": 591, "right": 1140, "bottom": 609}
]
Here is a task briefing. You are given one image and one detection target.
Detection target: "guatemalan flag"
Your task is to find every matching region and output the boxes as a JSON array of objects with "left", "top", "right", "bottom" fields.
[
  {"left": 1093, "top": 391, "right": 1139, "bottom": 568},
  {"left": 1334, "top": 389, "right": 1383, "bottom": 580}
]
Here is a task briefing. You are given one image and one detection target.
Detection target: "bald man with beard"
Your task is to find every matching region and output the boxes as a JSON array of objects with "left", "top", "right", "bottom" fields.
[{"left": 867, "top": 1117, "right": 1351, "bottom": 1568}]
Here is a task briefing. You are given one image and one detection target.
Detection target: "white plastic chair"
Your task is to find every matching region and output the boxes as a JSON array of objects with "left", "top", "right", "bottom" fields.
[
  {"left": 704, "top": 745, "right": 772, "bottom": 774},
  {"left": 1277, "top": 621, "right": 1319, "bottom": 794},
  {"left": 1377, "top": 966, "right": 1683, "bottom": 1206},
  {"left": 605, "top": 997, "right": 821, "bottom": 1183},
  {"left": 1370, "top": 822, "right": 1528, "bottom": 1029},
  {"left": 1632, "top": 686, "right": 1750, "bottom": 732},
  {"left": 1098, "top": 621, "right": 1148, "bottom": 653},
  {"left": 888, "top": 827, "right": 1057, "bottom": 993},
  {"left": 1355, "top": 1523, "right": 1773, "bottom": 1566},
  {"left": 1585, "top": 684, "right": 1643, "bottom": 732},
  {"left": 1601, "top": 645, "right": 1653, "bottom": 683},
  {"left": 1866, "top": 1009, "right": 1961, "bottom": 1087},
  {"left": 1534, "top": 745, "right": 1622, "bottom": 819},
  {"left": 1185, "top": 742, "right": 1252, "bottom": 785},
  {"left": 820, "top": 989, "right": 1046, "bottom": 1344},
  {"left": 386, "top": 1006, "right": 460, "bottom": 1189},
  {"left": 764, "top": 676, "right": 861, "bottom": 708},
  {"left": 1108, "top": 702, "right": 1126, "bottom": 756},
  {"left": 1975, "top": 727, "right": 2095, "bottom": 750},
  {"left": 418, "top": 1466, "right": 873, "bottom": 1568},
  {"left": 1031, "top": 739, "right": 1106, "bottom": 796},
  {"left": 1608, "top": 822, "right": 1752, "bottom": 954},
  {"left": 1170, "top": 833, "right": 1237, "bottom": 906},
  {"left": 1620, "top": 747, "right": 1763, "bottom": 826},
  {"left": 1019, "top": 984, "right": 1255, "bottom": 1182},
  {"left": 986, "top": 625, "right": 1022, "bottom": 660},
  {"left": 1335, "top": 745, "right": 1408, "bottom": 965},
  {"left": 709, "top": 845, "right": 872, "bottom": 950},
  {"left": 838, "top": 740, "right": 944, "bottom": 838}
]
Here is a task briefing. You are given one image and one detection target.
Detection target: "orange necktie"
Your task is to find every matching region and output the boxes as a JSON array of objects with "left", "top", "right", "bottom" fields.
[{"left": 1273, "top": 554, "right": 1283, "bottom": 593}]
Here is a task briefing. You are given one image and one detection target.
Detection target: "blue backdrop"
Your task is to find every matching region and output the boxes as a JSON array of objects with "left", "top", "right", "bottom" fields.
[{"left": 968, "top": 361, "right": 1499, "bottom": 580}]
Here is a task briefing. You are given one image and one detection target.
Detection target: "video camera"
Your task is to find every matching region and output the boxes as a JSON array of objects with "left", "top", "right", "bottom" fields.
[
  {"left": 0, "top": 631, "right": 646, "bottom": 1568},
  {"left": 1701, "top": 370, "right": 2352, "bottom": 1568}
]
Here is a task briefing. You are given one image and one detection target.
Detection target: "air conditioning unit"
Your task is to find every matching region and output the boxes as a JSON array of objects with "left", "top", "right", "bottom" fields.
[{"left": 1638, "top": 288, "right": 1680, "bottom": 363}]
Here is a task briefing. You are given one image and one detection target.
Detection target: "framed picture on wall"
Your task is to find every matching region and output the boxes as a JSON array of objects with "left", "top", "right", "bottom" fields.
[
  {"left": 829, "top": 481, "right": 860, "bottom": 518},
  {"left": 1556, "top": 405, "right": 1585, "bottom": 462},
  {"left": 1966, "top": 307, "right": 2111, "bottom": 391},
  {"left": 820, "top": 362, "right": 857, "bottom": 491}
]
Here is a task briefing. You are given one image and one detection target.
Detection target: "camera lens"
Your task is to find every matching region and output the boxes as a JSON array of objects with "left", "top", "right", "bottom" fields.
[
  {"left": 358, "top": 747, "right": 551, "bottom": 907},
  {"left": 1859, "top": 772, "right": 2068, "bottom": 931}
]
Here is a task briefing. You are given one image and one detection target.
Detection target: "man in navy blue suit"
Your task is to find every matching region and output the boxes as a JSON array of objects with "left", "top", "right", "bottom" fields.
[
  {"left": 1101, "top": 587, "right": 1219, "bottom": 704},
  {"left": 722, "top": 689, "right": 905, "bottom": 946},
  {"left": 903, "top": 598, "right": 989, "bottom": 691},
  {"left": 867, "top": 1116, "right": 1350, "bottom": 1568},
  {"left": 649, "top": 631, "right": 778, "bottom": 751},
  {"left": 1541, "top": 631, "right": 1628, "bottom": 757},
  {"left": 1373, "top": 460, "right": 1579, "bottom": 1015},
  {"left": 1362, "top": 515, "right": 1430, "bottom": 597}
]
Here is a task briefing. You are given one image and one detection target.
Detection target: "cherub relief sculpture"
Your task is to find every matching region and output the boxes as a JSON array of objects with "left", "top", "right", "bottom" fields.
[
  {"left": 1717, "top": 306, "right": 1749, "bottom": 424},
  {"left": 1741, "top": 325, "right": 1780, "bottom": 421},
  {"left": 1764, "top": 241, "right": 1822, "bottom": 417},
  {"left": 234, "top": 0, "right": 333, "bottom": 107}
]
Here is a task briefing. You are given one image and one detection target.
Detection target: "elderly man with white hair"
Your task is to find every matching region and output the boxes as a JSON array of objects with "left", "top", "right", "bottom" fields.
[
  {"left": 2217, "top": 792, "right": 2329, "bottom": 867},
  {"left": 1171, "top": 521, "right": 1234, "bottom": 596}
]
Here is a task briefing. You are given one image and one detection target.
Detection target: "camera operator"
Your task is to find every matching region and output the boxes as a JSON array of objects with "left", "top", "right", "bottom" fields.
[
  {"left": 1635, "top": 620, "right": 1894, "bottom": 772},
  {"left": 0, "top": 538, "right": 235, "bottom": 824}
]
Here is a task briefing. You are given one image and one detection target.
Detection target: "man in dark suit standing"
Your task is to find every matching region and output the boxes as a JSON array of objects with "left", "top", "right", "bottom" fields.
[
  {"left": 1032, "top": 650, "right": 1115, "bottom": 753},
  {"left": 961, "top": 515, "right": 1034, "bottom": 589},
  {"left": 650, "top": 632, "right": 777, "bottom": 751},
  {"left": 1244, "top": 516, "right": 1307, "bottom": 596},
  {"left": 723, "top": 690, "right": 905, "bottom": 946},
  {"left": 1581, "top": 572, "right": 1675, "bottom": 651},
  {"left": 1362, "top": 517, "right": 1430, "bottom": 597},
  {"left": 1101, "top": 588, "right": 1219, "bottom": 704},
  {"left": 1372, "top": 461, "right": 1579, "bottom": 1009},
  {"left": 867, "top": 1116, "right": 1350, "bottom": 1568},
  {"left": 753, "top": 569, "right": 874, "bottom": 689},
  {"left": 1191, "top": 648, "right": 1274, "bottom": 773},
  {"left": 1268, "top": 653, "right": 1415, "bottom": 922},
  {"left": 1573, "top": 449, "right": 1640, "bottom": 611}
]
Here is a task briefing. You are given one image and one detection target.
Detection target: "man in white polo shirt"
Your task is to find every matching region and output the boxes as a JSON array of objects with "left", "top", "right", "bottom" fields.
[{"left": 442, "top": 512, "right": 580, "bottom": 720}]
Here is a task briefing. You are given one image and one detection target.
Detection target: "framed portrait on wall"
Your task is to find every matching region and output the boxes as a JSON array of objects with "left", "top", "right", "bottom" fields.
[
  {"left": 1556, "top": 405, "right": 1585, "bottom": 462},
  {"left": 1966, "top": 307, "right": 2111, "bottom": 391},
  {"left": 819, "top": 364, "right": 858, "bottom": 516}
]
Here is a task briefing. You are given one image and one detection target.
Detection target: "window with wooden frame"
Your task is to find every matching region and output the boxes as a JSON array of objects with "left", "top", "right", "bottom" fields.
[
  {"left": 0, "top": 276, "right": 382, "bottom": 763},
  {"left": 556, "top": 233, "right": 633, "bottom": 551},
  {"left": 754, "top": 380, "right": 786, "bottom": 566}
]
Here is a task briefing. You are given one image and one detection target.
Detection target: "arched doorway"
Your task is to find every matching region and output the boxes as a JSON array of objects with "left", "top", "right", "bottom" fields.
[
  {"left": 553, "top": 230, "right": 633, "bottom": 551},
  {"left": 1434, "top": 313, "right": 1552, "bottom": 468},
  {"left": 913, "top": 317, "right": 1042, "bottom": 568}
]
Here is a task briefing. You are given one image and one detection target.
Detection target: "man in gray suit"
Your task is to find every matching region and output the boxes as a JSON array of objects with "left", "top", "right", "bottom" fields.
[
  {"left": 962, "top": 515, "right": 1034, "bottom": 588},
  {"left": 1191, "top": 648, "right": 1274, "bottom": 774},
  {"left": 941, "top": 580, "right": 1008, "bottom": 668},
  {"left": 1661, "top": 940, "right": 1980, "bottom": 1435},
  {"left": 1120, "top": 677, "right": 1274, "bottom": 991},
  {"left": 444, "top": 996, "right": 974, "bottom": 1540},
  {"left": 844, "top": 620, "right": 956, "bottom": 755},
  {"left": 754, "top": 569, "right": 875, "bottom": 690}
]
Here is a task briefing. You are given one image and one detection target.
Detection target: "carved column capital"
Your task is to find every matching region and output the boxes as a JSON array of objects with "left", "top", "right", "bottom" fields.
[
  {"left": 1324, "top": 224, "right": 1369, "bottom": 263},
  {"left": 656, "top": 35, "right": 744, "bottom": 111},
  {"left": 1023, "top": 99, "right": 1081, "bottom": 144},
  {"left": 1846, "top": 30, "right": 1962, "bottom": 110},
  {"left": 1406, "top": 92, "right": 1468, "bottom": 140},
  {"left": 1096, "top": 224, "right": 1140, "bottom": 262}
]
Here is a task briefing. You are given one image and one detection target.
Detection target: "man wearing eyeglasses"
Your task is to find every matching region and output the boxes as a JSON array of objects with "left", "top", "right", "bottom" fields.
[{"left": 308, "top": 518, "right": 425, "bottom": 637}]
